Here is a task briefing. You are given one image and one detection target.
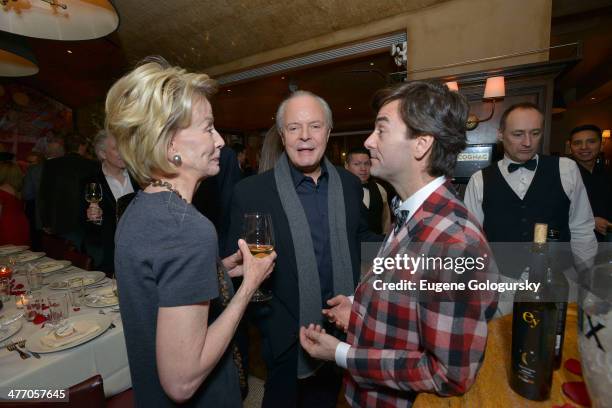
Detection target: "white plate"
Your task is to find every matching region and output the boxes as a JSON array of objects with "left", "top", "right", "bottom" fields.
[
  {"left": 47, "top": 271, "right": 106, "bottom": 290},
  {"left": 26, "top": 314, "right": 112, "bottom": 353},
  {"left": 14, "top": 252, "right": 46, "bottom": 263},
  {"left": 0, "top": 245, "right": 29, "bottom": 256},
  {"left": 35, "top": 260, "right": 71, "bottom": 275},
  {"left": 0, "top": 319, "right": 23, "bottom": 343},
  {"left": 84, "top": 286, "right": 118, "bottom": 308}
]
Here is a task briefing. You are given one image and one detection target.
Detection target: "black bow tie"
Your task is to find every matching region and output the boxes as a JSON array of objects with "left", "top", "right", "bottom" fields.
[
  {"left": 508, "top": 158, "right": 537, "bottom": 173},
  {"left": 391, "top": 196, "right": 409, "bottom": 235},
  {"left": 362, "top": 184, "right": 370, "bottom": 191}
]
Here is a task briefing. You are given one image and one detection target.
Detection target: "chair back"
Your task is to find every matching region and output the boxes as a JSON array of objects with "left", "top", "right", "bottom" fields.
[
  {"left": 41, "top": 233, "right": 72, "bottom": 260},
  {"left": 63, "top": 247, "right": 93, "bottom": 271}
]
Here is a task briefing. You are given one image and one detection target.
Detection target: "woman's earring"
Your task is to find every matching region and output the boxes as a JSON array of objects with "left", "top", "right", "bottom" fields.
[{"left": 172, "top": 154, "right": 182, "bottom": 166}]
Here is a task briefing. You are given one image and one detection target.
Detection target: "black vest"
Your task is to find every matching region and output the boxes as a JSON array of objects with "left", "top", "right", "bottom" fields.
[
  {"left": 482, "top": 155, "right": 571, "bottom": 242},
  {"left": 365, "top": 180, "right": 384, "bottom": 234}
]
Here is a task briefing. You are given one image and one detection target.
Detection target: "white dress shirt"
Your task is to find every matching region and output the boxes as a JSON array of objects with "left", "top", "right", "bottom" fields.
[
  {"left": 464, "top": 154, "right": 597, "bottom": 264},
  {"left": 362, "top": 182, "right": 388, "bottom": 209},
  {"left": 103, "top": 166, "right": 134, "bottom": 202},
  {"left": 335, "top": 176, "right": 446, "bottom": 368}
]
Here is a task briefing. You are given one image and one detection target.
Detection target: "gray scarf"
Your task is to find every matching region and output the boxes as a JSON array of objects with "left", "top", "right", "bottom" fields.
[{"left": 274, "top": 153, "right": 355, "bottom": 378}]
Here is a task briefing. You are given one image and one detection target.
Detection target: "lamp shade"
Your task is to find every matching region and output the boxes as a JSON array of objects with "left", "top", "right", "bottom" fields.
[
  {"left": 603, "top": 130, "right": 611, "bottom": 140},
  {"left": 483, "top": 76, "right": 505, "bottom": 99},
  {"left": 0, "top": 0, "right": 118, "bottom": 41},
  {"left": 0, "top": 31, "right": 38, "bottom": 77},
  {"left": 445, "top": 81, "right": 459, "bottom": 92}
]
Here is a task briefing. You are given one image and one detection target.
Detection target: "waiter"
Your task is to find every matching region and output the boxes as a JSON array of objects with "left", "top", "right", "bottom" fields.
[
  {"left": 465, "top": 102, "right": 596, "bottom": 276},
  {"left": 568, "top": 124, "right": 612, "bottom": 241},
  {"left": 344, "top": 147, "right": 390, "bottom": 234}
]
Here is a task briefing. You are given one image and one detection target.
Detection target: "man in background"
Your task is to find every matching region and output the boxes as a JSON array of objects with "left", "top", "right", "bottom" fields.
[
  {"left": 38, "top": 132, "right": 97, "bottom": 248},
  {"left": 464, "top": 103, "right": 597, "bottom": 268},
  {"left": 85, "top": 131, "right": 140, "bottom": 275},
  {"left": 569, "top": 124, "right": 612, "bottom": 241},
  {"left": 345, "top": 147, "right": 390, "bottom": 234}
]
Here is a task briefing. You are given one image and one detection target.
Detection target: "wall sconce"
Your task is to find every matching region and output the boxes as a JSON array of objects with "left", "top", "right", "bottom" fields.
[
  {"left": 445, "top": 81, "right": 459, "bottom": 92},
  {"left": 603, "top": 129, "right": 611, "bottom": 145},
  {"left": 466, "top": 76, "right": 506, "bottom": 131}
]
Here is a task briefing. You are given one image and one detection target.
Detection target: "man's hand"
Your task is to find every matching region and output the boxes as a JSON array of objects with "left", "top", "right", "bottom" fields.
[
  {"left": 299, "top": 323, "right": 339, "bottom": 362},
  {"left": 594, "top": 217, "right": 610, "bottom": 235},
  {"left": 86, "top": 203, "right": 103, "bottom": 223},
  {"left": 322, "top": 294, "right": 351, "bottom": 333},
  {"left": 222, "top": 249, "right": 243, "bottom": 278}
]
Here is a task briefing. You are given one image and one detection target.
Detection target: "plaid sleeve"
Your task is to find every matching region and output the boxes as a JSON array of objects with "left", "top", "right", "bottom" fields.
[{"left": 344, "top": 299, "right": 490, "bottom": 395}]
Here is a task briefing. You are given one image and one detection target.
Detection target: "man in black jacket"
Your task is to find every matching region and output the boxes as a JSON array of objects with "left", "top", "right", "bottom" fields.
[
  {"left": 226, "top": 91, "right": 377, "bottom": 407},
  {"left": 344, "top": 147, "right": 391, "bottom": 234},
  {"left": 38, "top": 133, "right": 98, "bottom": 249},
  {"left": 568, "top": 124, "right": 612, "bottom": 241},
  {"left": 85, "top": 131, "right": 140, "bottom": 275}
]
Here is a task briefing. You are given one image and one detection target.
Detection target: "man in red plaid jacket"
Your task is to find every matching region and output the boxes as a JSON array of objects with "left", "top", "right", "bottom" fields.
[{"left": 300, "top": 81, "right": 498, "bottom": 407}]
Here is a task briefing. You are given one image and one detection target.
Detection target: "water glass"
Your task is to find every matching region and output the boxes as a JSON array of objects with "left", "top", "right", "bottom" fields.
[
  {"left": 24, "top": 293, "right": 42, "bottom": 322},
  {"left": 69, "top": 278, "right": 84, "bottom": 307},
  {"left": 26, "top": 264, "right": 43, "bottom": 291},
  {"left": 0, "top": 276, "right": 11, "bottom": 301},
  {"left": 47, "top": 293, "right": 69, "bottom": 326}
]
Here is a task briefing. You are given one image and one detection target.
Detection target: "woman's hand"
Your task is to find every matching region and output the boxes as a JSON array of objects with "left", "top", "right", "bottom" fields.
[
  {"left": 86, "top": 203, "right": 103, "bottom": 223},
  {"left": 222, "top": 249, "right": 243, "bottom": 278},
  {"left": 237, "top": 239, "right": 275, "bottom": 297}
]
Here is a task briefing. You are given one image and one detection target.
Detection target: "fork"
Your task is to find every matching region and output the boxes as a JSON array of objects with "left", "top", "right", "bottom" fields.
[
  {"left": 6, "top": 343, "right": 29, "bottom": 359},
  {"left": 16, "top": 338, "right": 40, "bottom": 359}
]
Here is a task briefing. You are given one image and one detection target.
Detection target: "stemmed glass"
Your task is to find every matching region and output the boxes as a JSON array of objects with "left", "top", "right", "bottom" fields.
[
  {"left": 85, "top": 182, "right": 103, "bottom": 225},
  {"left": 242, "top": 213, "right": 274, "bottom": 302}
]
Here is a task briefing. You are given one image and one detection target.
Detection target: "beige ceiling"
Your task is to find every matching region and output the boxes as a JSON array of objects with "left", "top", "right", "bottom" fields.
[{"left": 113, "top": 0, "right": 449, "bottom": 70}]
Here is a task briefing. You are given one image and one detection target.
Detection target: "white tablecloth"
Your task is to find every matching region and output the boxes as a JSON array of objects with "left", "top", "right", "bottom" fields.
[{"left": 0, "top": 260, "right": 131, "bottom": 398}]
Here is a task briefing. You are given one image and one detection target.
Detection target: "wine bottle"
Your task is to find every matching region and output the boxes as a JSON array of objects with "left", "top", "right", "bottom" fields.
[
  {"left": 510, "top": 223, "right": 558, "bottom": 401},
  {"left": 546, "top": 228, "right": 569, "bottom": 370}
]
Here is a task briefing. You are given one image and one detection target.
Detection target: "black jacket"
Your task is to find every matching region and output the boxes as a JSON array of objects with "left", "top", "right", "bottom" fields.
[
  {"left": 83, "top": 165, "right": 140, "bottom": 274},
  {"left": 38, "top": 153, "right": 98, "bottom": 239},
  {"left": 225, "top": 166, "right": 379, "bottom": 364}
]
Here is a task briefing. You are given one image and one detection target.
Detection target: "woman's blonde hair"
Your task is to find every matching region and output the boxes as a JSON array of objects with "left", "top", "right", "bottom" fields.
[
  {"left": 105, "top": 56, "right": 218, "bottom": 185},
  {"left": 0, "top": 162, "right": 24, "bottom": 193}
]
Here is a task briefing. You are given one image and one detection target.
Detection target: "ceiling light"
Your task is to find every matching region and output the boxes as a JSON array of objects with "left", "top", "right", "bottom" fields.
[
  {"left": 67, "top": 50, "right": 72, "bottom": 54},
  {"left": 0, "top": 0, "right": 118, "bottom": 41},
  {"left": 0, "top": 31, "right": 39, "bottom": 77},
  {"left": 348, "top": 107, "right": 352, "bottom": 110}
]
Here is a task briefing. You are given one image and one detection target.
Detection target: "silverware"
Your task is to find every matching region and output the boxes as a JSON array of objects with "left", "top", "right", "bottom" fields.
[
  {"left": 6, "top": 343, "right": 29, "bottom": 359},
  {"left": 16, "top": 337, "right": 40, "bottom": 359}
]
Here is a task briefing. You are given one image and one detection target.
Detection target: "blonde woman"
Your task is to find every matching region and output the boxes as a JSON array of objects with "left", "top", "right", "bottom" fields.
[{"left": 107, "top": 57, "right": 276, "bottom": 407}]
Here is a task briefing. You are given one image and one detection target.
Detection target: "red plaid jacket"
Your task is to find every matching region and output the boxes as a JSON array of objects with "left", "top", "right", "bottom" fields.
[{"left": 344, "top": 181, "right": 498, "bottom": 407}]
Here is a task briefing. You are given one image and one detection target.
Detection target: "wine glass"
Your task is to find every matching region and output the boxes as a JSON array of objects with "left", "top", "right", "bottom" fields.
[
  {"left": 242, "top": 213, "right": 274, "bottom": 302},
  {"left": 85, "top": 182, "right": 103, "bottom": 225}
]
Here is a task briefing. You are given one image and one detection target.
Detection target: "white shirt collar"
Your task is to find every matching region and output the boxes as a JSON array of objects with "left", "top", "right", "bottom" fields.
[{"left": 397, "top": 176, "right": 446, "bottom": 222}]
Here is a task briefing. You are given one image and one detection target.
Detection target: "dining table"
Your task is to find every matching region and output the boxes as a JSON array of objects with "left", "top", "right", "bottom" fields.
[
  {"left": 415, "top": 304, "right": 583, "bottom": 407},
  {"left": 0, "top": 252, "right": 131, "bottom": 400}
]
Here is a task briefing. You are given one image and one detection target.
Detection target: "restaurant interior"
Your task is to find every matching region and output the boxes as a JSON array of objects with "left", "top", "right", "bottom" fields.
[{"left": 0, "top": 0, "right": 611, "bottom": 407}]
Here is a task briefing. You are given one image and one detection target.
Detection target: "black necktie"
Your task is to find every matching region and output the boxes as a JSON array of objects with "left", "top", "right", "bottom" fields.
[
  {"left": 508, "top": 158, "right": 537, "bottom": 173},
  {"left": 391, "top": 196, "right": 409, "bottom": 235}
]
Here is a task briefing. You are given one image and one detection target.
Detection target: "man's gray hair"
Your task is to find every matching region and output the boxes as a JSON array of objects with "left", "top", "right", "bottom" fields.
[
  {"left": 275, "top": 90, "right": 333, "bottom": 134},
  {"left": 93, "top": 130, "right": 109, "bottom": 161}
]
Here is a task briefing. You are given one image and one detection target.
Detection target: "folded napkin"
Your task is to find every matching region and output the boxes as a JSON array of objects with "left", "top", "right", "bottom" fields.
[{"left": 40, "top": 321, "right": 100, "bottom": 349}]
